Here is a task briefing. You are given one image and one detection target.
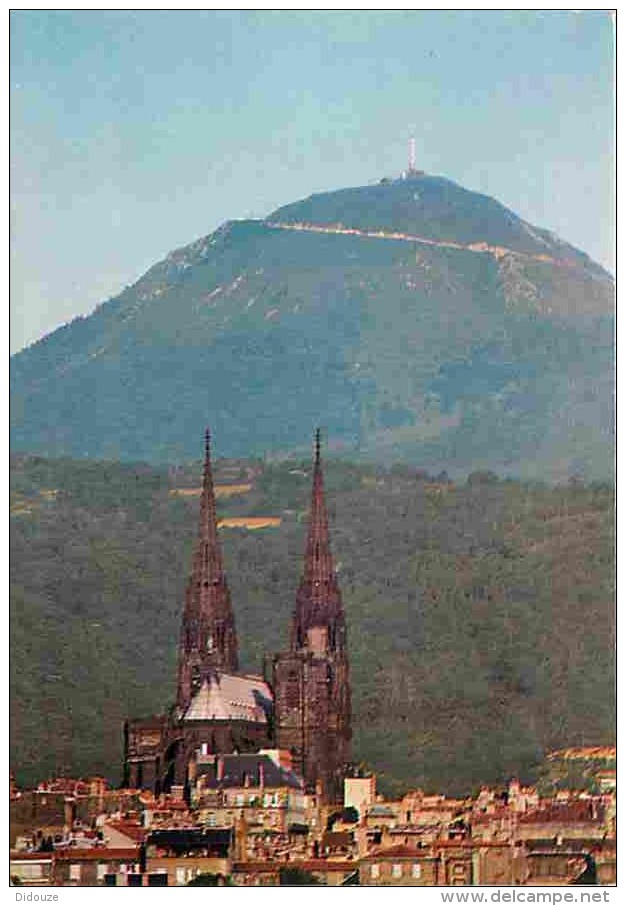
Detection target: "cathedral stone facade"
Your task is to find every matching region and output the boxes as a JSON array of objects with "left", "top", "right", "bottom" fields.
[{"left": 123, "top": 429, "right": 351, "bottom": 803}]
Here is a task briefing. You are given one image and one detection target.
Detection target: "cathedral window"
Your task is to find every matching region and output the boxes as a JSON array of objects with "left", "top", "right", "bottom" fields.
[{"left": 285, "top": 670, "right": 300, "bottom": 709}]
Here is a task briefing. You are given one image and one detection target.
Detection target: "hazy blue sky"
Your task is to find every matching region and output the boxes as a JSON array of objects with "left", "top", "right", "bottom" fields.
[{"left": 10, "top": 10, "right": 614, "bottom": 353}]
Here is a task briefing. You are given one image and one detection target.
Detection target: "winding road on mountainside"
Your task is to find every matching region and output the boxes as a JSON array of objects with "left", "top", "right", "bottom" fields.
[{"left": 266, "top": 220, "right": 580, "bottom": 270}]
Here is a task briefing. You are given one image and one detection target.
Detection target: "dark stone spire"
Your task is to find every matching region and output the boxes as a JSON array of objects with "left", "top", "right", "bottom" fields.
[
  {"left": 292, "top": 429, "right": 345, "bottom": 653},
  {"left": 273, "top": 428, "right": 352, "bottom": 801},
  {"left": 196, "top": 428, "right": 225, "bottom": 584},
  {"left": 176, "top": 429, "right": 238, "bottom": 709}
]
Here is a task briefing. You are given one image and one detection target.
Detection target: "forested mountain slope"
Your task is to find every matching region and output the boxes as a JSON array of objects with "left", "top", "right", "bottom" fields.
[
  {"left": 11, "top": 175, "right": 614, "bottom": 480},
  {"left": 10, "top": 454, "right": 615, "bottom": 795}
]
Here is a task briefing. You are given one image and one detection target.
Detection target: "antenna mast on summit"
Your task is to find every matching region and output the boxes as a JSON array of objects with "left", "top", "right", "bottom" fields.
[{"left": 408, "top": 135, "right": 416, "bottom": 173}]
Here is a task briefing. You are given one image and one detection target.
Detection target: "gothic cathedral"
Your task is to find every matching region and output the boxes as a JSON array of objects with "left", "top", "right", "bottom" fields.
[{"left": 123, "top": 429, "right": 351, "bottom": 803}]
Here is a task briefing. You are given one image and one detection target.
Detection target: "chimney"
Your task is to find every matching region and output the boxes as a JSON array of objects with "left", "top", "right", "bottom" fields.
[
  {"left": 356, "top": 818, "right": 368, "bottom": 858},
  {"left": 64, "top": 797, "right": 76, "bottom": 830}
]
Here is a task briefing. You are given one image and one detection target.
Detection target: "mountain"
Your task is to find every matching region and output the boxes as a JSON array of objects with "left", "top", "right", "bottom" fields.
[
  {"left": 10, "top": 173, "right": 614, "bottom": 480},
  {"left": 10, "top": 454, "right": 615, "bottom": 794}
]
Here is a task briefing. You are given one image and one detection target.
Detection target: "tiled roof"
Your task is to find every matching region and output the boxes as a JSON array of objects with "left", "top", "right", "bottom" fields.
[
  {"left": 105, "top": 821, "right": 148, "bottom": 842},
  {"left": 199, "top": 753, "right": 303, "bottom": 790},
  {"left": 183, "top": 673, "right": 272, "bottom": 723},
  {"left": 366, "top": 841, "right": 514, "bottom": 859},
  {"left": 527, "top": 839, "right": 615, "bottom": 852},
  {"left": 322, "top": 831, "right": 353, "bottom": 847},
  {"left": 519, "top": 801, "right": 604, "bottom": 824},
  {"left": 472, "top": 808, "right": 513, "bottom": 823},
  {"left": 10, "top": 852, "right": 54, "bottom": 862},
  {"left": 435, "top": 840, "right": 511, "bottom": 849},
  {"left": 522, "top": 876, "right": 574, "bottom": 886},
  {"left": 364, "top": 845, "right": 437, "bottom": 859},
  {"left": 54, "top": 847, "right": 139, "bottom": 861},
  {"left": 232, "top": 860, "right": 355, "bottom": 872}
]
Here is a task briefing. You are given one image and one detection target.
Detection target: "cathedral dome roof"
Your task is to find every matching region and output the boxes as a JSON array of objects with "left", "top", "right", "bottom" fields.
[{"left": 183, "top": 673, "right": 273, "bottom": 724}]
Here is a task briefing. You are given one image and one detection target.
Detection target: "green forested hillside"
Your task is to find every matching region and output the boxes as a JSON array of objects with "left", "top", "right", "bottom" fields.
[
  {"left": 10, "top": 454, "right": 615, "bottom": 796},
  {"left": 10, "top": 175, "right": 614, "bottom": 480}
]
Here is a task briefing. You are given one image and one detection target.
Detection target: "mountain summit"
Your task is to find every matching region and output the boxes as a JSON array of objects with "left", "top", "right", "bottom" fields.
[{"left": 11, "top": 175, "right": 614, "bottom": 478}]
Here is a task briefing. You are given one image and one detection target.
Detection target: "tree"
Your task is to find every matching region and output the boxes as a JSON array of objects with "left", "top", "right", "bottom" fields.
[
  {"left": 279, "top": 866, "right": 320, "bottom": 885},
  {"left": 187, "top": 873, "right": 229, "bottom": 886}
]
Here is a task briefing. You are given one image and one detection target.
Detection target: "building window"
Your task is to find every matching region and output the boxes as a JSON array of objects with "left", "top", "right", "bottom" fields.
[
  {"left": 97, "top": 864, "right": 107, "bottom": 882},
  {"left": 175, "top": 867, "right": 186, "bottom": 886},
  {"left": 69, "top": 864, "right": 81, "bottom": 882},
  {"left": 148, "top": 873, "right": 168, "bottom": 887},
  {"left": 370, "top": 864, "right": 380, "bottom": 879},
  {"left": 14, "top": 864, "right": 43, "bottom": 881},
  {"left": 392, "top": 863, "right": 403, "bottom": 878},
  {"left": 412, "top": 864, "right": 421, "bottom": 879}
]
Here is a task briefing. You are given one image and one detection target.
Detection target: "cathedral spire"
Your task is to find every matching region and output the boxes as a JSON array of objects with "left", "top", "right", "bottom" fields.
[
  {"left": 176, "top": 429, "right": 238, "bottom": 709},
  {"left": 292, "top": 429, "right": 345, "bottom": 651},
  {"left": 197, "top": 428, "right": 224, "bottom": 583},
  {"left": 303, "top": 428, "right": 335, "bottom": 592}
]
